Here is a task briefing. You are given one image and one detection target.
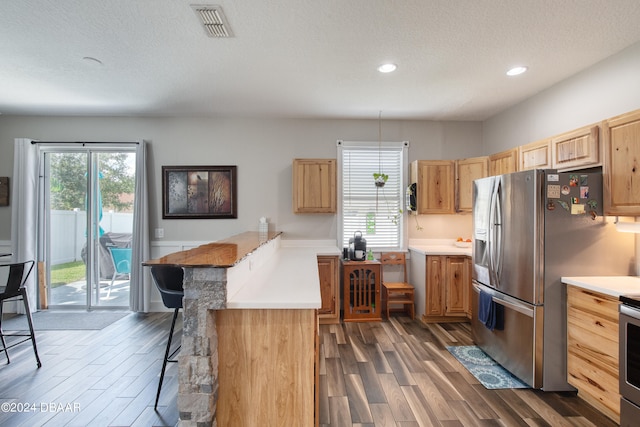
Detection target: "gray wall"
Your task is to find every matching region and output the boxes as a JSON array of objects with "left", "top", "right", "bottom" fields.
[
  {"left": 483, "top": 41, "right": 640, "bottom": 153},
  {"left": 0, "top": 117, "right": 482, "bottom": 242}
]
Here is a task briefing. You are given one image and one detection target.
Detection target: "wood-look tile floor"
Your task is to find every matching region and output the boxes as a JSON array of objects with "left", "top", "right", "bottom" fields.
[
  {"left": 319, "top": 317, "right": 617, "bottom": 427},
  {"left": 0, "top": 312, "right": 180, "bottom": 427},
  {"left": 0, "top": 312, "right": 618, "bottom": 427}
]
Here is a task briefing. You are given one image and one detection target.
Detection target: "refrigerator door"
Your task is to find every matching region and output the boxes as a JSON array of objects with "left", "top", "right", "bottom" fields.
[
  {"left": 477, "top": 170, "right": 543, "bottom": 305},
  {"left": 494, "top": 170, "right": 543, "bottom": 304},
  {"left": 472, "top": 176, "right": 495, "bottom": 288},
  {"left": 471, "top": 282, "right": 543, "bottom": 388}
]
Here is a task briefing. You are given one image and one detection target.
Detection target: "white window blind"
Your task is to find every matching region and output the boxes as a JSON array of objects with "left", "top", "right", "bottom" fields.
[{"left": 338, "top": 140, "right": 408, "bottom": 250}]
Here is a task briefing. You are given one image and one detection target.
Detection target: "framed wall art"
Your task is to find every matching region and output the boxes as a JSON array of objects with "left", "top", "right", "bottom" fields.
[{"left": 162, "top": 165, "right": 237, "bottom": 219}]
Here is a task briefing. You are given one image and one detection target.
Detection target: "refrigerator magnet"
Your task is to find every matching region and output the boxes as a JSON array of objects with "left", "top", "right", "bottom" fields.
[
  {"left": 571, "top": 204, "right": 585, "bottom": 215},
  {"left": 547, "top": 200, "right": 555, "bottom": 210},
  {"left": 561, "top": 185, "right": 570, "bottom": 195},
  {"left": 580, "top": 186, "right": 589, "bottom": 198},
  {"left": 547, "top": 185, "right": 560, "bottom": 198},
  {"left": 569, "top": 175, "right": 578, "bottom": 186},
  {"left": 557, "top": 200, "right": 569, "bottom": 211},
  {"left": 571, "top": 197, "right": 579, "bottom": 204},
  {"left": 580, "top": 175, "right": 588, "bottom": 185}
]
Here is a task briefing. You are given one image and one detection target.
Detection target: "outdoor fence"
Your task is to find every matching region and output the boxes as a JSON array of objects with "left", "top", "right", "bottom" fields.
[{"left": 51, "top": 210, "right": 133, "bottom": 265}]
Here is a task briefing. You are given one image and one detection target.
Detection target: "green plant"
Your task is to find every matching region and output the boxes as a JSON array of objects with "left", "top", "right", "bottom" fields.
[{"left": 373, "top": 172, "right": 388, "bottom": 187}]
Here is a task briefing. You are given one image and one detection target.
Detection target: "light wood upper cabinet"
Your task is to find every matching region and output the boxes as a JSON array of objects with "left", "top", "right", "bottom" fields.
[
  {"left": 519, "top": 139, "right": 552, "bottom": 171},
  {"left": 489, "top": 148, "right": 518, "bottom": 176},
  {"left": 292, "top": 159, "right": 336, "bottom": 213},
  {"left": 411, "top": 160, "right": 455, "bottom": 214},
  {"left": 456, "top": 156, "right": 488, "bottom": 212},
  {"left": 603, "top": 109, "right": 640, "bottom": 215},
  {"left": 551, "top": 125, "right": 599, "bottom": 170}
]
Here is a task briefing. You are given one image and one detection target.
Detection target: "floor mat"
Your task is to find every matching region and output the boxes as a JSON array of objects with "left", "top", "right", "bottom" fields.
[
  {"left": 1, "top": 311, "right": 131, "bottom": 331},
  {"left": 446, "top": 345, "right": 530, "bottom": 389}
]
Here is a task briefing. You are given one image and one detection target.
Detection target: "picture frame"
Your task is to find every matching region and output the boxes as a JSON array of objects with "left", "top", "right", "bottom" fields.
[{"left": 162, "top": 165, "right": 237, "bottom": 219}]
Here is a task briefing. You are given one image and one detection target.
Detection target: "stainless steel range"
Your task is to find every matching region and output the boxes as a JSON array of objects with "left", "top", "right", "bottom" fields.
[{"left": 619, "top": 295, "right": 640, "bottom": 426}]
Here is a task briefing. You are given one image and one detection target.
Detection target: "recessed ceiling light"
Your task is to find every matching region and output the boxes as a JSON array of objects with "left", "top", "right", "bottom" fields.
[
  {"left": 506, "top": 66, "right": 528, "bottom": 76},
  {"left": 377, "top": 63, "right": 397, "bottom": 73}
]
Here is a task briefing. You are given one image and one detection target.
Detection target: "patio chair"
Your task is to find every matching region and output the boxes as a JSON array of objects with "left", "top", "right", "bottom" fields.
[
  {"left": 107, "top": 247, "right": 131, "bottom": 298},
  {"left": 0, "top": 260, "right": 42, "bottom": 368}
]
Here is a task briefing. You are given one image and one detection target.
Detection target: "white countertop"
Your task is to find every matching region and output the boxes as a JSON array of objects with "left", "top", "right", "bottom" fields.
[
  {"left": 561, "top": 276, "right": 640, "bottom": 297},
  {"left": 226, "top": 239, "right": 340, "bottom": 309},
  {"left": 409, "top": 243, "right": 473, "bottom": 256}
]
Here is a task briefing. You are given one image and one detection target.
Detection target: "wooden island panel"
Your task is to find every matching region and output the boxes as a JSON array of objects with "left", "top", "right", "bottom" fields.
[{"left": 216, "top": 309, "right": 317, "bottom": 426}]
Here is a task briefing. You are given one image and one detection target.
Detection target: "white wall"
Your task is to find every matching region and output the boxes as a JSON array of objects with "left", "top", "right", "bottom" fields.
[
  {"left": 483, "top": 41, "right": 640, "bottom": 153},
  {"left": 0, "top": 117, "right": 482, "bottom": 243}
]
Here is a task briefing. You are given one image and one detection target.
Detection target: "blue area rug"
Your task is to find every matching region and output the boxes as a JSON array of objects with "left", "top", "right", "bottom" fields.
[{"left": 446, "top": 345, "right": 530, "bottom": 389}]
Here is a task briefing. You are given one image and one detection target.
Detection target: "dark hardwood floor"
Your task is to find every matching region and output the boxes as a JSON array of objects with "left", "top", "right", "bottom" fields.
[
  {"left": 0, "top": 312, "right": 617, "bottom": 427},
  {"left": 318, "top": 317, "right": 617, "bottom": 427},
  {"left": 0, "top": 312, "right": 180, "bottom": 427}
]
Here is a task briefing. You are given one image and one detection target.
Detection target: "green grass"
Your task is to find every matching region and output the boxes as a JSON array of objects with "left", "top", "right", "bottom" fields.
[{"left": 50, "top": 261, "right": 85, "bottom": 288}]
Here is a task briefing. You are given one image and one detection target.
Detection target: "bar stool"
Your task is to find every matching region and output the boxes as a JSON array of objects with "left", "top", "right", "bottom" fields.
[
  {"left": 380, "top": 252, "right": 415, "bottom": 319},
  {"left": 150, "top": 265, "right": 184, "bottom": 409},
  {"left": 0, "top": 260, "right": 42, "bottom": 368}
]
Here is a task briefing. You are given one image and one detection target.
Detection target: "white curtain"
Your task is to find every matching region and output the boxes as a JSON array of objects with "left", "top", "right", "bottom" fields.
[
  {"left": 130, "top": 140, "right": 151, "bottom": 312},
  {"left": 11, "top": 138, "right": 39, "bottom": 313}
]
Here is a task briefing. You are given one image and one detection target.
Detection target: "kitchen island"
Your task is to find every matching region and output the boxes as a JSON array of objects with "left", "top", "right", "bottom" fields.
[{"left": 143, "top": 231, "right": 333, "bottom": 427}]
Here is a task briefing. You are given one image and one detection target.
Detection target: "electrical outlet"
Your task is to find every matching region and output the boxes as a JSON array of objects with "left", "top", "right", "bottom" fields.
[{"left": 155, "top": 228, "right": 164, "bottom": 239}]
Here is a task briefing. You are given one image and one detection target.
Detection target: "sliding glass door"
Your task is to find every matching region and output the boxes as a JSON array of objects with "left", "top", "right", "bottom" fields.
[{"left": 42, "top": 147, "right": 136, "bottom": 309}]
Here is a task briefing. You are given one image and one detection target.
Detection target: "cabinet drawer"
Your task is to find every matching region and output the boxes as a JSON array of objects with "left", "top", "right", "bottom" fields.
[{"left": 567, "top": 286, "right": 618, "bottom": 322}]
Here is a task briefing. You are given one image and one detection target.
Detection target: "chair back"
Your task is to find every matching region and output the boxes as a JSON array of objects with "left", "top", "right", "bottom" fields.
[
  {"left": 1, "top": 260, "right": 35, "bottom": 297},
  {"left": 109, "top": 247, "right": 132, "bottom": 274},
  {"left": 379, "top": 252, "right": 407, "bottom": 282},
  {"left": 150, "top": 265, "right": 184, "bottom": 309}
]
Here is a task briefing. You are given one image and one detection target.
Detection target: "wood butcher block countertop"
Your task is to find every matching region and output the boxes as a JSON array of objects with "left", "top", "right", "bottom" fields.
[{"left": 143, "top": 231, "right": 283, "bottom": 268}]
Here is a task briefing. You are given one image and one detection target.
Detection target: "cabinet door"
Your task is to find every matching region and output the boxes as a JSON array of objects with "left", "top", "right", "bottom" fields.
[
  {"left": 317, "top": 256, "right": 339, "bottom": 324},
  {"left": 489, "top": 148, "right": 518, "bottom": 176},
  {"left": 414, "top": 160, "right": 455, "bottom": 214},
  {"left": 519, "top": 139, "right": 551, "bottom": 171},
  {"left": 425, "top": 256, "right": 443, "bottom": 316},
  {"left": 604, "top": 110, "right": 640, "bottom": 215},
  {"left": 342, "top": 261, "right": 381, "bottom": 322},
  {"left": 292, "top": 159, "right": 336, "bottom": 213},
  {"left": 456, "top": 157, "right": 488, "bottom": 212},
  {"left": 444, "top": 256, "right": 469, "bottom": 316},
  {"left": 551, "top": 125, "right": 599, "bottom": 170}
]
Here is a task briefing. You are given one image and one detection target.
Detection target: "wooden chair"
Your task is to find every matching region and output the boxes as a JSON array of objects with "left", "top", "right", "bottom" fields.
[{"left": 380, "top": 252, "right": 415, "bottom": 319}]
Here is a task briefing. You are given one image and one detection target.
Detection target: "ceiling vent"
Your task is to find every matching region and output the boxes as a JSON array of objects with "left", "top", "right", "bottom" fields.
[{"left": 191, "top": 4, "right": 233, "bottom": 38}]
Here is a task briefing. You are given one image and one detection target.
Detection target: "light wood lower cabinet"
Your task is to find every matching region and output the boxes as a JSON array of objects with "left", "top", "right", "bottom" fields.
[
  {"left": 566, "top": 285, "right": 620, "bottom": 423},
  {"left": 423, "top": 255, "right": 470, "bottom": 322},
  {"left": 317, "top": 255, "right": 339, "bottom": 324},
  {"left": 217, "top": 308, "right": 318, "bottom": 426}
]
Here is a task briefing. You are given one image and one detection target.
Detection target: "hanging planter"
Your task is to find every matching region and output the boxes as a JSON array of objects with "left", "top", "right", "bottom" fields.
[{"left": 373, "top": 172, "right": 388, "bottom": 188}]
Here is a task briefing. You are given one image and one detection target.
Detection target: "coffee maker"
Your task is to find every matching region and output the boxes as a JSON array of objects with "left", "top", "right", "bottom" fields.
[{"left": 348, "top": 231, "right": 367, "bottom": 261}]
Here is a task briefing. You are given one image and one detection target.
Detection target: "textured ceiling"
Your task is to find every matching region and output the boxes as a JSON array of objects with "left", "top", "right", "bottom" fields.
[{"left": 1, "top": 0, "right": 640, "bottom": 120}]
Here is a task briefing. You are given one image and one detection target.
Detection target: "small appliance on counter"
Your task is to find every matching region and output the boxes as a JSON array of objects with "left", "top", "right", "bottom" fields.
[{"left": 348, "top": 231, "right": 366, "bottom": 261}]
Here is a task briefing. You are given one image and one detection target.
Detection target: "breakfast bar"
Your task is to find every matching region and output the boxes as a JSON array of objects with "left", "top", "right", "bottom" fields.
[{"left": 143, "top": 231, "right": 326, "bottom": 427}]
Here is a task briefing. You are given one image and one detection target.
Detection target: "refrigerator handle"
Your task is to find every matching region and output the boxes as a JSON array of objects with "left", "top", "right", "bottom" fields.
[
  {"left": 494, "top": 179, "right": 503, "bottom": 282},
  {"left": 487, "top": 178, "right": 499, "bottom": 286}
]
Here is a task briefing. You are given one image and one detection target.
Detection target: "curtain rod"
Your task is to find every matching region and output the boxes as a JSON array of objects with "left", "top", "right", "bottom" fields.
[{"left": 31, "top": 141, "right": 139, "bottom": 145}]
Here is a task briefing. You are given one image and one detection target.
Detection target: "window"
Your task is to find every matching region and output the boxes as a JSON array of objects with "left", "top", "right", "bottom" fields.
[{"left": 338, "top": 140, "right": 409, "bottom": 251}]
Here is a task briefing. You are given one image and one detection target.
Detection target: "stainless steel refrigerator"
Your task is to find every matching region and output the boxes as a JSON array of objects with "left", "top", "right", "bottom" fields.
[{"left": 472, "top": 169, "right": 635, "bottom": 391}]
